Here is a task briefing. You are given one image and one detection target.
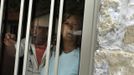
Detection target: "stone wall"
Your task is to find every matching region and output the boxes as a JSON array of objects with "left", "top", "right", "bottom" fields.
[{"left": 95, "top": 0, "right": 134, "bottom": 75}]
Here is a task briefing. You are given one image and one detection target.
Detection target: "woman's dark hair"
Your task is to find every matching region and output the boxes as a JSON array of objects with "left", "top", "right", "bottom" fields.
[
  {"left": 59, "top": 8, "right": 84, "bottom": 54},
  {"left": 63, "top": 8, "right": 83, "bottom": 28}
]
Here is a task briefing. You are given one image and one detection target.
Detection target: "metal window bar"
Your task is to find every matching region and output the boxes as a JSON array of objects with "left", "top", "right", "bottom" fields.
[
  {"left": 79, "top": 0, "right": 98, "bottom": 75},
  {"left": 54, "top": 0, "right": 64, "bottom": 75},
  {"left": 14, "top": 0, "right": 25, "bottom": 75},
  {"left": 0, "top": 0, "right": 5, "bottom": 35},
  {"left": 22, "top": 0, "right": 33, "bottom": 75},
  {"left": 0, "top": 0, "right": 99, "bottom": 75},
  {"left": 0, "top": 0, "right": 5, "bottom": 62},
  {"left": 45, "top": 0, "right": 55, "bottom": 74}
]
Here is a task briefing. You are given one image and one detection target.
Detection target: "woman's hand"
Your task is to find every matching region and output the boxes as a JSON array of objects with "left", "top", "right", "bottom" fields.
[{"left": 4, "top": 32, "right": 16, "bottom": 56}]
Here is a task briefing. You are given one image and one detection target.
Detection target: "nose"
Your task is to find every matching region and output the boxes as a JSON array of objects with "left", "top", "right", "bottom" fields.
[
  {"left": 68, "top": 23, "right": 73, "bottom": 30},
  {"left": 32, "top": 27, "right": 37, "bottom": 36}
]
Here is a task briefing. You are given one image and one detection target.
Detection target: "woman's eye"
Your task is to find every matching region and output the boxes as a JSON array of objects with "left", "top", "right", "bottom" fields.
[{"left": 64, "top": 22, "right": 69, "bottom": 25}]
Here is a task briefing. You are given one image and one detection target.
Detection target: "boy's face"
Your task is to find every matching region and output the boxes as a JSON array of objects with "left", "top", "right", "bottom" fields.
[
  {"left": 31, "top": 24, "right": 48, "bottom": 45},
  {"left": 31, "top": 17, "right": 49, "bottom": 45},
  {"left": 32, "top": 25, "right": 48, "bottom": 37}
]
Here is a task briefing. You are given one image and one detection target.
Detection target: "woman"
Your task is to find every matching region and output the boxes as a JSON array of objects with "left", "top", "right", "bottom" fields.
[{"left": 41, "top": 10, "right": 83, "bottom": 75}]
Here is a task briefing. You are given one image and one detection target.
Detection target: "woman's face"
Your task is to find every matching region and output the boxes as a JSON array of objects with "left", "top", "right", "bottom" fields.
[{"left": 62, "top": 15, "right": 81, "bottom": 41}]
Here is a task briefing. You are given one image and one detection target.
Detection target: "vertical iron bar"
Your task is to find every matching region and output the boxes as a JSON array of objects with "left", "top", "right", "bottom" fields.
[
  {"left": 45, "top": 0, "right": 55, "bottom": 74},
  {"left": 54, "top": 0, "right": 64, "bottom": 75},
  {"left": 0, "top": 0, "right": 5, "bottom": 71},
  {"left": 22, "top": 0, "right": 33, "bottom": 75},
  {"left": 14, "top": 0, "right": 25, "bottom": 75},
  {"left": 0, "top": 0, "right": 5, "bottom": 35}
]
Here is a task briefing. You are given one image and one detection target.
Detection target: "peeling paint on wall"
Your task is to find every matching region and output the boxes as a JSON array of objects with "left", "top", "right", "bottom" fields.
[{"left": 94, "top": 0, "right": 134, "bottom": 75}]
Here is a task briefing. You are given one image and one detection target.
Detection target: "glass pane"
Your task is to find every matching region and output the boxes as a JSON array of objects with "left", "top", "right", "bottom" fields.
[
  {"left": 1, "top": 0, "right": 20, "bottom": 75},
  {"left": 1, "top": 0, "right": 51, "bottom": 75},
  {"left": 1, "top": 0, "right": 86, "bottom": 75},
  {"left": 23, "top": 0, "right": 51, "bottom": 75},
  {"left": 40, "top": 0, "right": 85, "bottom": 75},
  {"left": 94, "top": 0, "right": 134, "bottom": 75}
]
